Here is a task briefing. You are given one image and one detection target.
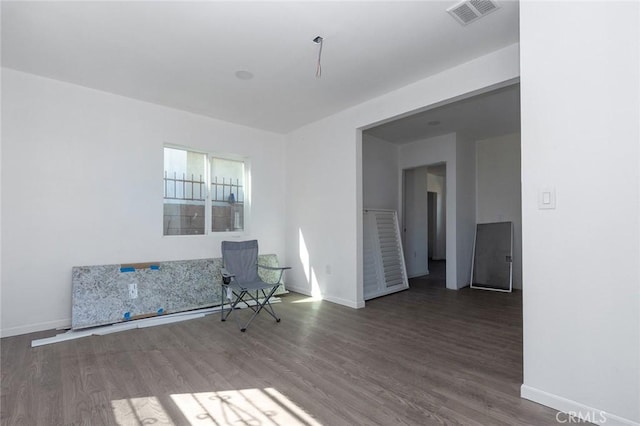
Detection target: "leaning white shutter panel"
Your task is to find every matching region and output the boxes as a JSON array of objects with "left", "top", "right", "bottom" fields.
[
  {"left": 363, "top": 212, "right": 380, "bottom": 296},
  {"left": 363, "top": 209, "right": 409, "bottom": 300}
]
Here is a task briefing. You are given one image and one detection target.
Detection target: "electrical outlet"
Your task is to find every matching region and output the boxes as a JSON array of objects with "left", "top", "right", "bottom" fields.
[{"left": 129, "top": 282, "right": 138, "bottom": 299}]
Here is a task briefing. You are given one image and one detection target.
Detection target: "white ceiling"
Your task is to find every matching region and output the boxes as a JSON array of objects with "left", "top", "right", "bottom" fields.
[
  {"left": 1, "top": 1, "right": 520, "bottom": 134},
  {"left": 365, "top": 83, "right": 521, "bottom": 144}
]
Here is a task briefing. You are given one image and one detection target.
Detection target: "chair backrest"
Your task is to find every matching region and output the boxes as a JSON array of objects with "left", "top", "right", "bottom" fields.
[{"left": 222, "top": 240, "right": 260, "bottom": 283}]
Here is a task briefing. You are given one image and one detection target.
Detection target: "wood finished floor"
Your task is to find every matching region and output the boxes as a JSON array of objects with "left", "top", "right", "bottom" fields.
[{"left": 2, "top": 269, "right": 563, "bottom": 425}]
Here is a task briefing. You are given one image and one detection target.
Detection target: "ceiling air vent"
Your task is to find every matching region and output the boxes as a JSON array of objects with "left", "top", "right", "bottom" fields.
[{"left": 447, "top": 0, "right": 500, "bottom": 26}]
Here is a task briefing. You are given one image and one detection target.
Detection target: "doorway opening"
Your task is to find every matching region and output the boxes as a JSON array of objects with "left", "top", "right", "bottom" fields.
[{"left": 402, "top": 163, "right": 446, "bottom": 286}]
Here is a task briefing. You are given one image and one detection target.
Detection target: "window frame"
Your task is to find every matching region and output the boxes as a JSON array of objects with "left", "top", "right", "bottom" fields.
[{"left": 163, "top": 144, "right": 251, "bottom": 237}]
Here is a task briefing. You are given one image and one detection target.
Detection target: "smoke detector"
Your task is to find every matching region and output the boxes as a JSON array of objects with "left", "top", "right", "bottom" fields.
[{"left": 447, "top": 0, "right": 500, "bottom": 26}]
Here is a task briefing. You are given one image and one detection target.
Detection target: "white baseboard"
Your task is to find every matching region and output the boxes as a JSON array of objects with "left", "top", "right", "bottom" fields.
[
  {"left": 407, "top": 270, "right": 428, "bottom": 279},
  {"left": 284, "top": 284, "right": 312, "bottom": 297},
  {"left": 521, "top": 385, "right": 639, "bottom": 426},
  {"left": 323, "top": 294, "right": 365, "bottom": 309},
  {"left": 1, "top": 318, "right": 71, "bottom": 338},
  {"left": 285, "top": 285, "right": 364, "bottom": 308}
]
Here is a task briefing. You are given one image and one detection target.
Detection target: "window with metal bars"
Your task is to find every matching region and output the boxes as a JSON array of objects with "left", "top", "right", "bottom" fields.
[{"left": 163, "top": 147, "right": 247, "bottom": 235}]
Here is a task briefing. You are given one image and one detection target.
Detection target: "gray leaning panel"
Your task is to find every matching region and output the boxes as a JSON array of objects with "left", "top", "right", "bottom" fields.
[
  {"left": 72, "top": 254, "right": 286, "bottom": 329},
  {"left": 470, "top": 222, "right": 513, "bottom": 292}
]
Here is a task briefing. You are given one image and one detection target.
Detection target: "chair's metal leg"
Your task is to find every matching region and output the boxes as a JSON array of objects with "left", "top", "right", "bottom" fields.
[
  {"left": 221, "top": 284, "right": 225, "bottom": 321},
  {"left": 259, "top": 286, "right": 281, "bottom": 321},
  {"left": 237, "top": 285, "right": 281, "bottom": 331},
  {"left": 222, "top": 289, "right": 247, "bottom": 322},
  {"left": 220, "top": 284, "right": 281, "bottom": 332}
]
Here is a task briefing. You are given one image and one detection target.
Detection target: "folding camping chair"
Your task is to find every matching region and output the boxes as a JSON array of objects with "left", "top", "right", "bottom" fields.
[{"left": 220, "top": 240, "right": 291, "bottom": 332}]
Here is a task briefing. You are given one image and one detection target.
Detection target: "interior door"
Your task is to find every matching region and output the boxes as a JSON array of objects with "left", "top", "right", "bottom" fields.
[
  {"left": 428, "top": 191, "right": 437, "bottom": 259},
  {"left": 403, "top": 167, "right": 428, "bottom": 277}
]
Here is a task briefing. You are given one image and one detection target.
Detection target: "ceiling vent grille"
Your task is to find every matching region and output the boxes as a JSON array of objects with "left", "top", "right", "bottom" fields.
[{"left": 447, "top": 0, "right": 500, "bottom": 26}]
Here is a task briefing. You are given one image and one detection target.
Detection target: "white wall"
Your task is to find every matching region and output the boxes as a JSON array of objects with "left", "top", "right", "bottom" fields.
[
  {"left": 364, "top": 133, "right": 467, "bottom": 288},
  {"left": 362, "top": 134, "right": 398, "bottom": 210},
  {"left": 455, "top": 135, "right": 476, "bottom": 290},
  {"left": 285, "top": 44, "right": 519, "bottom": 307},
  {"left": 362, "top": 135, "right": 452, "bottom": 278},
  {"left": 284, "top": 117, "right": 363, "bottom": 306},
  {"left": 0, "top": 67, "right": 3, "bottom": 329},
  {"left": 520, "top": 2, "right": 639, "bottom": 425},
  {"left": 476, "top": 133, "right": 522, "bottom": 289},
  {"left": 427, "top": 172, "right": 446, "bottom": 260},
  {"left": 1, "top": 69, "right": 287, "bottom": 337},
  {"left": 362, "top": 134, "right": 448, "bottom": 275}
]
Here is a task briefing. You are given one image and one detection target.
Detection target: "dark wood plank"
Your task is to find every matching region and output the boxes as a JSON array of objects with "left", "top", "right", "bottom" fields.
[{"left": 1, "top": 271, "right": 567, "bottom": 425}]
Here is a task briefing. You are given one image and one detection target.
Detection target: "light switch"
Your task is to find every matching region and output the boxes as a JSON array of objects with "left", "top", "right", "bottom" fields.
[{"left": 538, "top": 187, "right": 556, "bottom": 209}]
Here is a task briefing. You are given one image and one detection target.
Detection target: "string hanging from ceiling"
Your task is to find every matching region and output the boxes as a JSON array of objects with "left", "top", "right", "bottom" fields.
[{"left": 313, "top": 36, "right": 323, "bottom": 78}]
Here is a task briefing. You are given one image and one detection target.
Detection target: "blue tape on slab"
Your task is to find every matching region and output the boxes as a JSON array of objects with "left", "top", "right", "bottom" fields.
[
  {"left": 150, "top": 265, "right": 160, "bottom": 270},
  {"left": 124, "top": 312, "right": 131, "bottom": 321},
  {"left": 157, "top": 308, "right": 164, "bottom": 315},
  {"left": 120, "top": 267, "right": 135, "bottom": 273}
]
